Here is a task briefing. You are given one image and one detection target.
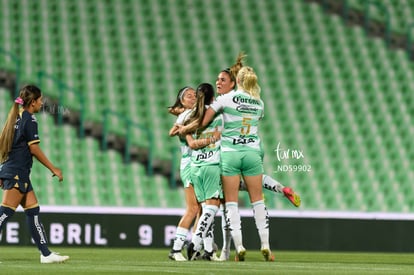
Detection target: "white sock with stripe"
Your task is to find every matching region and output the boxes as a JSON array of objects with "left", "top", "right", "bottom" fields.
[
  {"left": 252, "top": 200, "right": 270, "bottom": 249},
  {"left": 225, "top": 202, "right": 243, "bottom": 250}
]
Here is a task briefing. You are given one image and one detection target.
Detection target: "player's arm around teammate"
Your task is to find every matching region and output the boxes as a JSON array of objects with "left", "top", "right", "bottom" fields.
[
  {"left": 184, "top": 83, "right": 223, "bottom": 261},
  {"left": 201, "top": 67, "right": 275, "bottom": 262},
  {"left": 167, "top": 86, "right": 202, "bottom": 261}
]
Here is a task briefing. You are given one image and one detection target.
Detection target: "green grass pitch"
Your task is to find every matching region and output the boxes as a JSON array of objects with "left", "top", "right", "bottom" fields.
[{"left": 0, "top": 247, "right": 413, "bottom": 274}]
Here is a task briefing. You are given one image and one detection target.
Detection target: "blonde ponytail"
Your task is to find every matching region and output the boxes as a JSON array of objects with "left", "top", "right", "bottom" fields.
[{"left": 237, "top": 66, "right": 261, "bottom": 99}]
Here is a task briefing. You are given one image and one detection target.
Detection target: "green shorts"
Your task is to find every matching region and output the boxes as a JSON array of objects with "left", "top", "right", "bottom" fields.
[
  {"left": 190, "top": 165, "right": 222, "bottom": 202},
  {"left": 220, "top": 151, "right": 264, "bottom": 176},
  {"left": 180, "top": 163, "right": 192, "bottom": 188}
]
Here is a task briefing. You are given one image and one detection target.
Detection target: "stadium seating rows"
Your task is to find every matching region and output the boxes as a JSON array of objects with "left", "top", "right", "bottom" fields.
[
  {"left": 0, "top": 88, "right": 187, "bottom": 208},
  {"left": 347, "top": 0, "right": 414, "bottom": 34},
  {"left": 0, "top": 0, "right": 413, "bottom": 211}
]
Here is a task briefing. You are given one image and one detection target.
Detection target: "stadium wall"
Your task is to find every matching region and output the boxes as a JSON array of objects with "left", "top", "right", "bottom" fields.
[{"left": 1, "top": 207, "right": 414, "bottom": 252}]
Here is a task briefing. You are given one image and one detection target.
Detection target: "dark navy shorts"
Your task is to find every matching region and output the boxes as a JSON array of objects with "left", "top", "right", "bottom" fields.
[{"left": 0, "top": 176, "right": 33, "bottom": 193}]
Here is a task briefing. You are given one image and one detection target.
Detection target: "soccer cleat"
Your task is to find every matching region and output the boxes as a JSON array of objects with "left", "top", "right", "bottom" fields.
[
  {"left": 261, "top": 248, "right": 275, "bottom": 262},
  {"left": 40, "top": 252, "right": 69, "bottom": 264},
  {"left": 234, "top": 246, "right": 246, "bottom": 262},
  {"left": 201, "top": 251, "right": 220, "bottom": 261},
  {"left": 282, "top": 187, "right": 301, "bottom": 207},
  {"left": 169, "top": 250, "right": 187, "bottom": 261},
  {"left": 211, "top": 252, "right": 220, "bottom": 261},
  {"left": 218, "top": 249, "right": 230, "bottom": 261},
  {"left": 186, "top": 242, "right": 201, "bottom": 261}
]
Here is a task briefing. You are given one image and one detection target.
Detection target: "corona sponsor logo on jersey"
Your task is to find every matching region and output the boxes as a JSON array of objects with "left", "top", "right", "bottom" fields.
[{"left": 232, "top": 96, "right": 261, "bottom": 105}]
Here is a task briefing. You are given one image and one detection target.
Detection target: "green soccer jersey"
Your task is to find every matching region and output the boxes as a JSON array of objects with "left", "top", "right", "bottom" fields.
[
  {"left": 176, "top": 109, "right": 193, "bottom": 170},
  {"left": 190, "top": 108, "right": 223, "bottom": 166},
  {"left": 210, "top": 90, "right": 264, "bottom": 152}
]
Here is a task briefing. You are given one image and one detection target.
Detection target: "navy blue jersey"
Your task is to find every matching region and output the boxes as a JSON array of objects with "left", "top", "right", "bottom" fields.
[{"left": 0, "top": 110, "right": 40, "bottom": 179}]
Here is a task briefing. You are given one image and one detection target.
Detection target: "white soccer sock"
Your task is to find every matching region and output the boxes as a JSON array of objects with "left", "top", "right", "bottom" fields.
[
  {"left": 172, "top": 226, "right": 189, "bottom": 251},
  {"left": 220, "top": 204, "right": 231, "bottom": 252},
  {"left": 262, "top": 174, "right": 284, "bottom": 193},
  {"left": 203, "top": 221, "right": 214, "bottom": 253},
  {"left": 252, "top": 200, "right": 270, "bottom": 249},
  {"left": 191, "top": 202, "right": 205, "bottom": 244},
  {"left": 225, "top": 202, "right": 243, "bottom": 249},
  {"left": 193, "top": 205, "right": 219, "bottom": 251}
]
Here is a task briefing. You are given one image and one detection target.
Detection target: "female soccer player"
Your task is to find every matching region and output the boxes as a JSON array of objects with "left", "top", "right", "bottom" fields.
[
  {"left": 0, "top": 85, "right": 69, "bottom": 263},
  {"left": 168, "top": 86, "right": 201, "bottom": 261},
  {"left": 210, "top": 66, "right": 273, "bottom": 261},
  {"left": 217, "top": 53, "right": 299, "bottom": 205},
  {"left": 216, "top": 54, "right": 301, "bottom": 261},
  {"left": 183, "top": 83, "right": 222, "bottom": 261},
  {"left": 181, "top": 66, "right": 275, "bottom": 261}
]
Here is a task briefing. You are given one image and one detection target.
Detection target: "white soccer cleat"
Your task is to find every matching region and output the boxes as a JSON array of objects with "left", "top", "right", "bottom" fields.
[
  {"left": 40, "top": 252, "right": 70, "bottom": 264},
  {"left": 211, "top": 252, "right": 221, "bottom": 261},
  {"left": 201, "top": 251, "right": 221, "bottom": 261},
  {"left": 218, "top": 249, "right": 230, "bottom": 261},
  {"left": 169, "top": 251, "right": 187, "bottom": 261}
]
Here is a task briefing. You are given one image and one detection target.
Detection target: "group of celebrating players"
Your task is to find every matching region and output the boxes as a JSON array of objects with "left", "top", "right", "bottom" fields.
[{"left": 167, "top": 53, "right": 301, "bottom": 262}]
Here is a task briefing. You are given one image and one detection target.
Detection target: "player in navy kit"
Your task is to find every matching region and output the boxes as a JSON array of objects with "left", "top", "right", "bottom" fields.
[{"left": 0, "top": 85, "right": 69, "bottom": 263}]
